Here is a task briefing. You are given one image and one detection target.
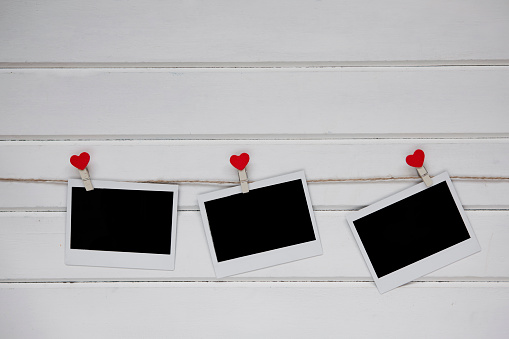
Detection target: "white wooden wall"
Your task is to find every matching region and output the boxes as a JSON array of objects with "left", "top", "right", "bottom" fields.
[{"left": 1, "top": 1, "right": 509, "bottom": 337}]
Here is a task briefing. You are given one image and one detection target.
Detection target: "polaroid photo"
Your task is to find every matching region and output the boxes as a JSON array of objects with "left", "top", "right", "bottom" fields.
[
  {"left": 346, "top": 172, "right": 481, "bottom": 294},
  {"left": 66, "top": 179, "right": 178, "bottom": 270},
  {"left": 198, "top": 171, "right": 323, "bottom": 278}
]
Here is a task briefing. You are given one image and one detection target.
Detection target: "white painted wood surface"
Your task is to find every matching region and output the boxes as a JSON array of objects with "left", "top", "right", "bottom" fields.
[
  {"left": 1, "top": 282, "right": 509, "bottom": 338},
  {"left": 1, "top": 140, "right": 509, "bottom": 210},
  {"left": 1, "top": 211, "right": 508, "bottom": 281},
  {"left": 1, "top": 0, "right": 509, "bottom": 64},
  {"left": 2, "top": 68, "right": 509, "bottom": 137},
  {"left": 1, "top": 1, "right": 508, "bottom": 337}
]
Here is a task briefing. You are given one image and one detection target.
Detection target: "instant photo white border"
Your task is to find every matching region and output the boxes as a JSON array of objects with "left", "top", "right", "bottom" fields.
[
  {"left": 346, "top": 172, "right": 481, "bottom": 294},
  {"left": 66, "top": 179, "right": 179, "bottom": 271},
  {"left": 198, "top": 171, "right": 322, "bottom": 278}
]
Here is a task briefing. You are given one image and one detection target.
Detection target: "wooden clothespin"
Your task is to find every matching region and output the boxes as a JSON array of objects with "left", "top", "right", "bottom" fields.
[
  {"left": 70, "top": 152, "right": 94, "bottom": 191},
  {"left": 406, "top": 149, "right": 433, "bottom": 187},
  {"left": 230, "top": 153, "right": 250, "bottom": 193}
]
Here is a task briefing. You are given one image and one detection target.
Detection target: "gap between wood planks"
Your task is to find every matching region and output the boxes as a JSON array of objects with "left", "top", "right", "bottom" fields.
[
  {"left": 1, "top": 208, "right": 507, "bottom": 213},
  {"left": 2, "top": 60, "right": 509, "bottom": 69},
  {"left": 2, "top": 134, "right": 509, "bottom": 141},
  {"left": 0, "top": 281, "right": 508, "bottom": 286}
]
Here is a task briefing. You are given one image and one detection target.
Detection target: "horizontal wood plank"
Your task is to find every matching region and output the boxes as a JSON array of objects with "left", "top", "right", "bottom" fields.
[
  {"left": 0, "top": 282, "right": 508, "bottom": 338},
  {"left": 0, "top": 211, "right": 507, "bottom": 281},
  {"left": 0, "top": 140, "right": 508, "bottom": 209},
  {"left": 1, "top": 0, "right": 509, "bottom": 64},
  {"left": 3, "top": 180, "right": 508, "bottom": 211},
  {"left": 1, "top": 67, "right": 509, "bottom": 137}
]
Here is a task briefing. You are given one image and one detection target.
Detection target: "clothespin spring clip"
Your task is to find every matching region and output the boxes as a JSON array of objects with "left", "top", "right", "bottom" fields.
[
  {"left": 230, "top": 153, "right": 250, "bottom": 194},
  {"left": 79, "top": 168, "right": 94, "bottom": 191},
  {"left": 238, "top": 168, "right": 249, "bottom": 193},
  {"left": 406, "top": 149, "right": 433, "bottom": 188},
  {"left": 70, "top": 152, "right": 94, "bottom": 191},
  {"left": 416, "top": 166, "right": 433, "bottom": 187}
]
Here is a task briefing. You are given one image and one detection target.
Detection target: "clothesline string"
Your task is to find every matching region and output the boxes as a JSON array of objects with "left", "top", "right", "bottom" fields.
[{"left": 0, "top": 176, "right": 508, "bottom": 185}]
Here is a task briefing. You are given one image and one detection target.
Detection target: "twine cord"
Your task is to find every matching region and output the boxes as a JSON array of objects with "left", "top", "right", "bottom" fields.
[{"left": 0, "top": 176, "right": 508, "bottom": 185}]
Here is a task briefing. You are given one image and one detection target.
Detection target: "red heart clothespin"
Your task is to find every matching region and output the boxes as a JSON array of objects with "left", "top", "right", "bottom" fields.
[
  {"left": 70, "top": 152, "right": 90, "bottom": 170},
  {"left": 70, "top": 152, "right": 94, "bottom": 191},
  {"left": 406, "top": 149, "right": 425, "bottom": 168},
  {"left": 230, "top": 153, "right": 250, "bottom": 193},
  {"left": 405, "top": 149, "right": 432, "bottom": 187},
  {"left": 230, "top": 153, "right": 249, "bottom": 170}
]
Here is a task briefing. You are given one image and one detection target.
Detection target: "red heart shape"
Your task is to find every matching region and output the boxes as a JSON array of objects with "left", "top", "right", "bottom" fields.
[
  {"left": 406, "top": 149, "right": 425, "bottom": 168},
  {"left": 70, "top": 152, "right": 90, "bottom": 170},
  {"left": 230, "top": 153, "right": 250, "bottom": 170}
]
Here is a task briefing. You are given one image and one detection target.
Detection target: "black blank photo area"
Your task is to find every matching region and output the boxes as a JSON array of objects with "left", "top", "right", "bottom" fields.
[
  {"left": 204, "top": 179, "right": 316, "bottom": 262},
  {"left": 71, "top": 187, "right": 174, "bottom": 255},
  {"left": 353, "top": 182, "right": 471, "bottom": 278}
]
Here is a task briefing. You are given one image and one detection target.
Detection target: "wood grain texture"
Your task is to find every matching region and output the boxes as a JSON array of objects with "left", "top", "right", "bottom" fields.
[
  {"left": 0, "top": 140, "right": 508, "bottom": 210},
  {"left": 1, "top": 0, "right": 509, "bottom": 64},
  {"left": 1, "top": 282, "right": 508, "bottom": 339},
  {"left": 1, "top": 67, "right": 509, "bottom": 137},
  {"left": 3, "top": 180, "right": 509, "bottom": 211},
  {"left": 0, "top": 211, "right": 507, "bottom": 281},
  {"left": 2, "top": 1, "right": 509, "bottom": 335}
]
